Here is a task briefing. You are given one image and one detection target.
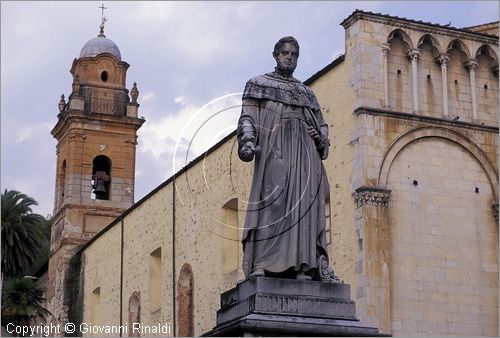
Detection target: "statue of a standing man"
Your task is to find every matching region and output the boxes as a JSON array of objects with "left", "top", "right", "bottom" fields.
[{"left": 238, "top": 36, "right": 337, "bottom": 282}]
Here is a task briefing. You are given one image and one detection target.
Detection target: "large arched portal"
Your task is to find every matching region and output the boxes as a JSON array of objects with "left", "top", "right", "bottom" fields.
[{"left": 386, "top": 136, "right": 498, "bottom": 336}]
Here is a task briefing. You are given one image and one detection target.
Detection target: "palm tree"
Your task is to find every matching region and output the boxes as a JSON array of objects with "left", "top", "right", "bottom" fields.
[
  {"left": 1, "top": 189, "right": 48, "bottom": 279},
  {"left": 2, "top": 278, "right": 51, "bottom": 329}
]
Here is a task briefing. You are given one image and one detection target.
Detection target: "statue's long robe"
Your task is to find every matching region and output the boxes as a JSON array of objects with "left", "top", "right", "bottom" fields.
[{"left": 237, "top": 71, "right": 330, "bottom": 279}]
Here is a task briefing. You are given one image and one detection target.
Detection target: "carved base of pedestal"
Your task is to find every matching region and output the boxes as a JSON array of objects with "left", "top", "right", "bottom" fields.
[{"left": 203, "top": 277, "right": 387, "bottom": 337}]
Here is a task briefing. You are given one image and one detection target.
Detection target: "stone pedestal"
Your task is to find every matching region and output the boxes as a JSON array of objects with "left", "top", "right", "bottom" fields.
[{"left": 203, "top": 277, "right": 387, "bottom": 337}]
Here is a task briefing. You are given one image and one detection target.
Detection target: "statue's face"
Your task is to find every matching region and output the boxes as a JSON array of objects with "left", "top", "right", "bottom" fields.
[{"left": 274, "top": 43, "right": 298, "bottom": 72}]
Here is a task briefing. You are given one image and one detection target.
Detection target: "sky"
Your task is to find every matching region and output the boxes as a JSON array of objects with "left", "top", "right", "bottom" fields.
[{"left": 1, "top": 1, "right": 498, "bottom": 217}]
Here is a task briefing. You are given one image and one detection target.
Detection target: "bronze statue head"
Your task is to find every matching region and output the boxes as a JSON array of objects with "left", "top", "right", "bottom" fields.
[
  {"left": 273, "top": 36, "right": 300, "bottom": 57},
  {"left": 272, "top": 36, "right": 300, "bottom": 74}
]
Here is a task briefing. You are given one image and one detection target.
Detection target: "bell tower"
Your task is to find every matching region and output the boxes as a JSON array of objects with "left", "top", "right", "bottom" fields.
[{"left": 47, "top": 17, "right": 145, "bottom": 328}]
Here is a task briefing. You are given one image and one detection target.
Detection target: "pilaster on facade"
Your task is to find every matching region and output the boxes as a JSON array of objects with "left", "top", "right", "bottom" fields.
[
  {"left": 381, "top": 43, "right": 391, "bottom": 109},
  {"left": 408, "top": 49, "right": 420, "bottom": 114},
  {"left": 352, "top": 186, "right": 392, "bottom": 334},
  {"left": 437, "top": 54, "right": 450, "bottom": 118},
  {"left": 353, "top": 186, "right": 391, "bottom": 208},
  {"left": 465, "top": 58, "right": 479, "bottom": 121}
]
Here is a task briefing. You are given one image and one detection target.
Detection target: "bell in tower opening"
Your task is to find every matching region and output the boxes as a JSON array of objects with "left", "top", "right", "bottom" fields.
[{"left": 91, "top": 155, "right": 111, "bottom": 200}]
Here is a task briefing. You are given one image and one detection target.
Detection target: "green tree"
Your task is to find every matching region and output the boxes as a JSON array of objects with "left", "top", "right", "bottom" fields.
[
  {"left": 1, "top": 189, "right": 48, "bottom": 279},
  {"left": 2, "top": 278, "right": 51, "bottom": 329}
]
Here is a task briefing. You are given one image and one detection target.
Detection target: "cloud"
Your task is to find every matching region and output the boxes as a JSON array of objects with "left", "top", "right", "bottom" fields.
[
  {"left": 174, "top": 96, "right": 187, "bottom": 105},
  {"left": 141, "top": 92, "right": 155, "bottom": 101},
  {"left": 9, "top": 175, "right": 53, "bottom": 217},
  {"left": 15, "top": 122, "right": 53, "bottom": 143},
  {"left": 138, "top": 93, "right": 242, "bottom": 176},
  {"left": 133, "top": 92, "right": 242, "bottom": 201}
]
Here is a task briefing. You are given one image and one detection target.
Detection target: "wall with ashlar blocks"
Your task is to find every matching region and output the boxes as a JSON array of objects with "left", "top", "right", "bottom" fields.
[{"left": 387, "top": 138, "right": 498, "bottom": 336}]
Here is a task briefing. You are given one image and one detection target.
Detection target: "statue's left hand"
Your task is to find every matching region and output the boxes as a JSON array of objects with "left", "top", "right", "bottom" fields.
[{"left": 307, "top": 126, "right": 321, "bottom": 142}]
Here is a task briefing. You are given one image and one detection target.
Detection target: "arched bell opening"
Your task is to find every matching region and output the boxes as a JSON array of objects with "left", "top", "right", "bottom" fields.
[{"left": 91, "top": 155, "right": 111, "bottom": 200}]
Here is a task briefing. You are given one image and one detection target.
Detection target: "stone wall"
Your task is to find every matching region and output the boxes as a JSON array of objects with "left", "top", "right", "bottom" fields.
[
  {"left": 172, "top": 137, "right": 251, "bottom": 334},
  {"left": 82, "top": 224, "right": 121, "bottom": 333},
  {"left": 308, "top": 58, "right": 360, "bottom": 295},
  {"left": 81, "top": 137, "right": 255, "bottom": 336},
  {"left": 387, "top": 136, "right": 498, "bottom": 336}
]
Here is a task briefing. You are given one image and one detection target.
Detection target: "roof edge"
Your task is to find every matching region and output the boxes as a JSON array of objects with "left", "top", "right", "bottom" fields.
[
  {"left": 304, "top": 54, "right": 345, "bottom": 86},
  {"left": 341, "top": 9, "right": 499, "bottom": 40},
  {"left": 462, "top": 21, "right": 499, "bottom": 30}
]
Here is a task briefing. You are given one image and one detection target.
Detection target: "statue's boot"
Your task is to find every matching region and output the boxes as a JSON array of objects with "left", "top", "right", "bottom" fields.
[
  {"left": 296, "top": 271, "right": 312, "bottom": 281},
  {"left": 250, "top": 268, "right": 265, "bottom": 278}
]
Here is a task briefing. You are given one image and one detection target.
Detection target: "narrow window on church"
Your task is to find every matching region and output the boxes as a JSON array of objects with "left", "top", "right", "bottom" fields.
[
  {"left": 91, "top": 155, "right": 111, "bottom": 200},
  {"left": 59, "top": 160, "right": 66, "bottom": 208},
  {"left": 149, "top": 248, "right": 162, "bottom": 313},
  {"left": 222, "top": 199, "right": 239, "bottom": 273},
  {"left": 128, "top": 292, "right": 141, "bottom": 337},
  {"left": 177, "top": 264, "right": 194, "bottom": 337},
  {"left": 91, "top": 287, "right": 101, "bottom": 325},
  {"left": 325, "top": 194, "right": 332, "bottom": 246}
]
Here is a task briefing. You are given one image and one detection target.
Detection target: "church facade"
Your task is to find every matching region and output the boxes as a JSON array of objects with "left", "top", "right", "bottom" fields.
[{"left": 49, "top": 10, "right": 498, "bottom": 337}]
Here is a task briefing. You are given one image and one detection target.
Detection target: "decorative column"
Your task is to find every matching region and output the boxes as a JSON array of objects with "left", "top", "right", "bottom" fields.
[
  {"left": 408, "top": 49, "right": 420, "bottom": 113},
  {"left": 437, "top": 54, "right": 450, "bottom": 117},
  {"left": 466, "top": 59, "right": 479, "bottom": 121},
  {"left": 71, "top": 74, "right": 80, "bottom": 96},
  {"left": 381, "top": 44, "right": 390, "bottom": 109},
  {"left": 352, "top": 186, "right": 392, "bottom": 334},
  {"left": 58, "top": 94, "right": 66, "bottom": 113}
]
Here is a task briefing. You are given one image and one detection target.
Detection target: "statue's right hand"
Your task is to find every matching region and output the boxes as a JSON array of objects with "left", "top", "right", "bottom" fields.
[{"left": 240, "top": 141, "right": 256, "bottom": 161}]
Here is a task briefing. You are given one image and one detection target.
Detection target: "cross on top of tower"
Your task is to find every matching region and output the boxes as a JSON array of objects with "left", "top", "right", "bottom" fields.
[
  {"left": 99, "top": 3, "right": 107, "bottom": 19},
  {"left": 98, "top": 3, "right": 108, "bottom": 37}
]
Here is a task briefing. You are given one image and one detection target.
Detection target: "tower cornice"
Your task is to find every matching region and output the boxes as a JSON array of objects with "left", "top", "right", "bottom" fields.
[
  {"left": 71, "top": 53, "right": 130, "bottom": 75},
  {"left": 51, "top": 110, "right": 145, "bottom": 140}
]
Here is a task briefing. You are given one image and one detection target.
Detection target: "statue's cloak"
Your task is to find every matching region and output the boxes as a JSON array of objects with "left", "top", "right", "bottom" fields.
[{"left": 237, "top": 72, "right": 330, "bottom": 279}]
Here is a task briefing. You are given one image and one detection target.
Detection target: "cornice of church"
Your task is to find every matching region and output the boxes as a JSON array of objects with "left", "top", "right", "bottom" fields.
[
  {"left": 354, "top": 107, "right": 499, "bottom": 134},
  {"left": 341, "top": 10, "right": 499, "bottom": 45}
]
